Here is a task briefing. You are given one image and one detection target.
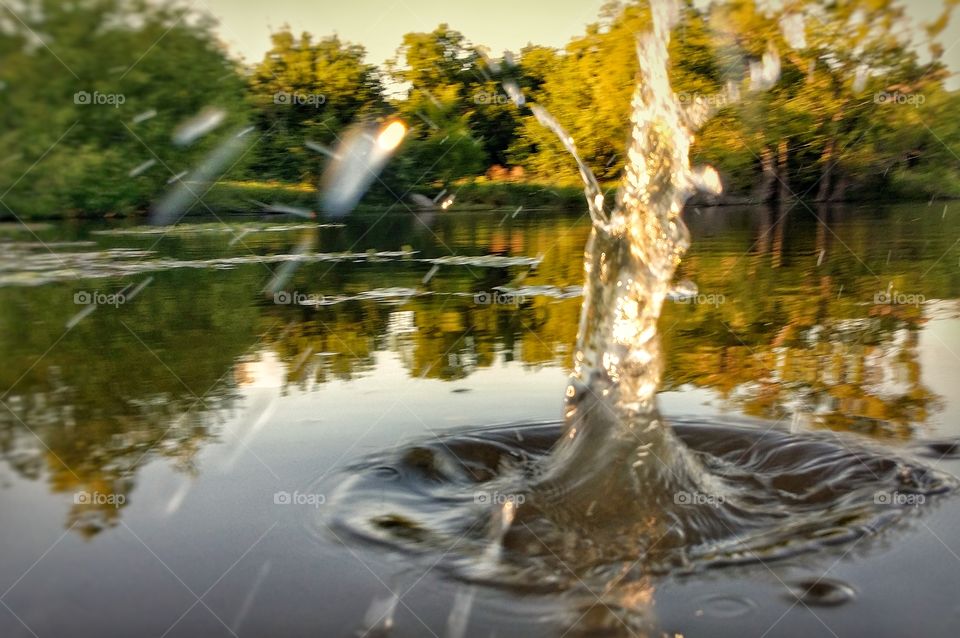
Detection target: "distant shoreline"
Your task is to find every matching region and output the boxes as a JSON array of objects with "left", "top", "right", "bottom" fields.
[{"left": 2, "top": 180, "right": 958, "bottom": 222}]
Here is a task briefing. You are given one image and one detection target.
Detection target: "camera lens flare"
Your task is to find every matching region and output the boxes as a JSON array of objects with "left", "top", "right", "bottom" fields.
[
  {"left": 376, "top": 121, "right": 407, "bottom": 152},
  {"left": 320, "top": 119, "right": 408, "bottom": 219}
]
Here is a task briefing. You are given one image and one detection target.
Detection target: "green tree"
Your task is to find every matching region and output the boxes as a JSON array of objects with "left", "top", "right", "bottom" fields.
[
  {"left": 247, "top": 29, "right": 387, "bottom": 183},
  {"left": 0, "top": 0, "right": 249, "bottom": 218},
  {"left": 383, "top": 25, "right": 490, "bottom": 190},
  {"left": 508, "top": 2, "right": 721, "bottom": 183},
  {"left": 696, "top": 0, "right": 958, "bottom": 201}
]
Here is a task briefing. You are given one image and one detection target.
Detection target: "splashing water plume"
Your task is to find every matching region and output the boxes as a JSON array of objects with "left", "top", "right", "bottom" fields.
[
  {"left": 321, "top": 0, "right": 953, "bottom": 608},
  {"left": 520, "top": 0, "right": 731, "bottom": 547}
]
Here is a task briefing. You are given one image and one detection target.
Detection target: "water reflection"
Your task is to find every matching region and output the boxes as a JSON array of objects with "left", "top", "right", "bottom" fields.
[{"left": 0, "top": 203, "right": 957, "bottom": 534}]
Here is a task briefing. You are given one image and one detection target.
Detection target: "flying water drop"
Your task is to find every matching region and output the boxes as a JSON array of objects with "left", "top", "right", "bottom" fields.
[
  {"left": 166, "top": 170, "right": 187, "bottom": 184},
  {"left": 691, "top": 166, "right": 722, "bottom": 194},
  {"left": 172, "top": 106, "right": 226, "bottom": 146},
  {"left": 409, "top": 193, "right": 436, "bottom": 210},
  {"left": 131, "top": 109, "right": 157, "bottom": 125},
  {"left": 853, "top": 64, "right": 870, "bottom": 93},
  {"left": 128, "top": 159, "right": 156, "bottom": 178},
  {"left": 304, "top": 140, "right": 338, "bottom": 160},
  {"left": 152, "top": 128, "right": 253, "bottom": 225},
  {"left": 750, "top": 44, "right": 781, "bottom": 91},
  {"left": 503, "top": 79, "right": 525, "bottom": 106},
  {"left": 320, "top": 120, "right": 407, "bottom": 218},
  {"left": 252, "top": 200, "right": 316, "bottom": 220},
  {"left": 779, "top": 13, "right": 806, "bottom": 49}
]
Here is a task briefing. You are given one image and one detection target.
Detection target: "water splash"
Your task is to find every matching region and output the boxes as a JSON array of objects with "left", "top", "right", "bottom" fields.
[
  {"left": 520, "top": 0, "right": 733, "bottom": 548},
  {"left": 320, "top": 0, "right": 954, "bottom": 604}
]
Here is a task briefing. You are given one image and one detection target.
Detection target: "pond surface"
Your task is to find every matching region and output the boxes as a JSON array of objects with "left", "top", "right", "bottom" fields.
[{"left": 1, "top": 203, "right": 959, "bottom": 637}]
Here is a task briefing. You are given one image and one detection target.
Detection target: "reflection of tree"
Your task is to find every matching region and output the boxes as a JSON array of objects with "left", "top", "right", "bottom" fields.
[
  {"left": 661, "top": 204, "right": 950, "bottom": 437},
  {"left": 258, "top": 205, "right": 954, "bottom": 441},
  {"left": 2, "top": 205, "right": 957, "bottom": 533},
  {"left": 0, "top": 269, "right": 258, "bottom": 536}
]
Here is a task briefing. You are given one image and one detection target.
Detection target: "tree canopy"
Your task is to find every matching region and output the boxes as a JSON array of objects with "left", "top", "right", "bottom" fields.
[{"left": 2, "top": 0, "right": 959, "bottom": 218}]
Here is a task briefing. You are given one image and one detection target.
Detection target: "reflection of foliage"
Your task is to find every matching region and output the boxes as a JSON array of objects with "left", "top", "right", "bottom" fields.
[
  {"left": 1, "top": 205, "right": 957, "bottom": 533},
  {"left": 0, "top": 267, "right": 260, "bottom": 535},
  {"left": 659, "top": 205, "right": 951, "bottom": 435},
  {"left": 261, "top": 205, "right": 956, "bottom": 435}
]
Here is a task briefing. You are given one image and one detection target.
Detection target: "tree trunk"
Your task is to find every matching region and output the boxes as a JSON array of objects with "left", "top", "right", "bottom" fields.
[
  {"left": 777, "top": 139, "right": 791, "bottom": 201},
  {"left": 831, "top": 174, "right": 849, "bottom": 202},
  {"left": 816, "top": 139, "right": 835, "bottom": 202},
  {"left": 758, "top": 145, "right": 777, "bottom": 203}
]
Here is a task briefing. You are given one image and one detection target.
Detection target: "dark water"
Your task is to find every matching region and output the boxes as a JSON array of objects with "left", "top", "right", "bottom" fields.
[{"left": 1, "top": 203, "right": 960, "bottom": 637}]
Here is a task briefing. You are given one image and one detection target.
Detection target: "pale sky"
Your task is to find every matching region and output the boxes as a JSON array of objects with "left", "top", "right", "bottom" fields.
[
  {"left": 200, "top": 0, "right": 609, "bottom": 68},
  {"left": 198, "top": 0, "right": 960, "bottom": 89}
]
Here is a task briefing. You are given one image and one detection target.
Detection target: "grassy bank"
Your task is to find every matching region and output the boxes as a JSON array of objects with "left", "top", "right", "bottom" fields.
[
  {"left": 4, "top": 175, "right": 960, "bottom": 223},
  {"left": 182, "top": 180, "right": 589, "bottom": 216},
  {"left": 161, "top": 176, "right": 960, "bottom": 216}
]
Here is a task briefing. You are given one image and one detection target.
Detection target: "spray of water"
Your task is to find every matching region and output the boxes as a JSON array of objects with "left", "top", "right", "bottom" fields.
[{"left": 523, "top": 0, "right": 733, "bottom": 549}]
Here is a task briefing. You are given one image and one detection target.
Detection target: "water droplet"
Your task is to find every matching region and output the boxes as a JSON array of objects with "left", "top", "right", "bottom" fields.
[
  {"left": 320, "top": 120, "right": 407, "bottom": 218},
  {"left": 695, "top": 594, "right": 757, "bottom": 618},
  {"left": 128, "top": 159, "right": 156, "bottom": 177},
  {"left": 786, "top": 578, "right": 856, "bottom": 607},
  {"left": 780, "top": 13, "right": 806, "bottom": 49},
  {"left": 853, "top": 64, "right": 870, "bottom": 93},
  {"left": 131, "top": 109, "right": 157, "bottom": 125},
  {"left": 172, "top": 106, "right": 226, "bottom": 146}
]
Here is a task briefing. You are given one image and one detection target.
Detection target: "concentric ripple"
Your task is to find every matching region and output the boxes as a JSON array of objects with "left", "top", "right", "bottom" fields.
[{"left": 317, "top": 417, "right": 955, "bottom": 590}]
